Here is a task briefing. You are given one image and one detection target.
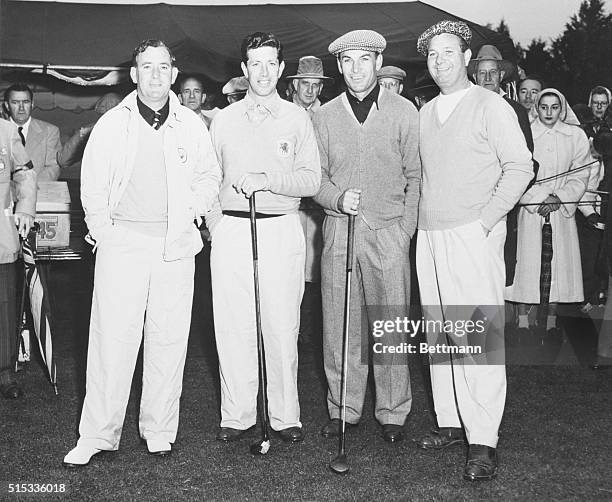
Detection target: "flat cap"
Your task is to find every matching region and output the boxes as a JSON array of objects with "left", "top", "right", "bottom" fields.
[
  {"left": 417, "top": 20, "right": 472, "bottom": 57},
  {"left": 377, "top": 66, "right": 406, "bottom": 81},
  {"left": 328, "top": 29, "right": 386, "bottom": 56},
  {"left": 222, "top": 76, "right": 248, "bottom": 95}
]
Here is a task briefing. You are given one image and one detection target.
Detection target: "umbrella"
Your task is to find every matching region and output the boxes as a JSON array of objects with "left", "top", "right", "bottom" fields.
[
  {"left": 18, "top": 225, "right": 58, "bottom": 394},
  {"left": 537, "top": 214, "right": 553, "bottom": 328}
]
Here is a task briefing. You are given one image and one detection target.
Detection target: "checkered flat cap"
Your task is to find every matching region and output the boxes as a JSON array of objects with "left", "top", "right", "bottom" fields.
[
  {"left": 328, "top": 30, "right": 386, "bottom": 56},
  {"left": 417, "top": 20, "right": 472, "bottom": 56}
]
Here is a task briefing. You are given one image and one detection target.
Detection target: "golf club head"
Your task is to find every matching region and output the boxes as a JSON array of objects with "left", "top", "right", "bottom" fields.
[
  {"left": 329, "top": 453, "right": 350, "bottom": 474},
  {"left": 250, "top": 439, "right": 270, "bottom": 456}
]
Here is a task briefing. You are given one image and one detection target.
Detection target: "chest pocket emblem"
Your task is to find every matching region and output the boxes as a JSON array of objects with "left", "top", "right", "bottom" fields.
[
  {"left": 178, "top": 147, "right": 187, "bottom": 164},
  {"left": 277, "top": 139, "right": 292, "bottom": 158}
]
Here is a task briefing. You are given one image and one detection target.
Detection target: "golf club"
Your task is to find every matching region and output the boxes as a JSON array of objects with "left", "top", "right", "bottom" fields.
[
  {"left": 248, "top": 193, "right": 271, "bottom": 456},
  {"left": 329, "top": 214, "right": 356, "bottom": 475}
]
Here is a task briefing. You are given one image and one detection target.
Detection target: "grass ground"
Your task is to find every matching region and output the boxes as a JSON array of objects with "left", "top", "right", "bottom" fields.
[{"left": 0, "top": 258, "right": 611, "bottom": 501}]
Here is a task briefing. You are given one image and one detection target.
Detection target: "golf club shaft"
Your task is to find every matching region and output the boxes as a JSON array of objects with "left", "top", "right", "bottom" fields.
[
  {"left": 250, "top": 193, "right": 269, "bottom": 442},
  {"left": 338, "top": 214, "right": 356, "bottom": 456}
]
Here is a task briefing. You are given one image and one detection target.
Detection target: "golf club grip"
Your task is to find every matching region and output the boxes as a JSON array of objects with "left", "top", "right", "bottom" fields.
[
  {"left": 249, "top": 194, "right": 258, "bottom": 260},
  {"left": 346, "top": 215, "right": 355, "bottom": 272}
]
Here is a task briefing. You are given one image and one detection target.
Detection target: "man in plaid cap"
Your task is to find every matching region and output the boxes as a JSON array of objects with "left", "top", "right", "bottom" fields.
[
  {"left": 415, "top": 20, "right": 533, "bottom": 481},
  {"left": 313, "top": 29, "right": 420, "bottom": 443}
]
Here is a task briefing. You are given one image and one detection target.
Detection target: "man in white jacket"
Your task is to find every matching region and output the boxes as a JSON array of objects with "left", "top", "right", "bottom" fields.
[{"left": 63, "top": 39, "right": 221, "bottom": 467}]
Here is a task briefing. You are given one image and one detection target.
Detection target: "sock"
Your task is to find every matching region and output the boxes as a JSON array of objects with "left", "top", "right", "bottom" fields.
[
  {"left": 546, "top": 315, "right": 556, "bottom": 330},
  {"left": 518, "top": 315, "right": 529, "bottom": 329}
]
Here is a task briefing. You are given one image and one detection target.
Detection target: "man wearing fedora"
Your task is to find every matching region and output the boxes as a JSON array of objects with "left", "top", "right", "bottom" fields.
[
  {"left": 377, "top": 66, "right": 406, "bottom": 95},
  {"left": 313, "top": 29, "right": 420, "bottom": 443},
  {"left": 288, "top": 56, "right": 330, "bottom": 349},
  {"left": 415, "top": 21, "right": 532, "bottom": 481},
  {"left": 469, "top": 45, "right": 536, "bottom": 295},
  {"left": 288, "top": 56, "right": 330, "bottom": 117}
]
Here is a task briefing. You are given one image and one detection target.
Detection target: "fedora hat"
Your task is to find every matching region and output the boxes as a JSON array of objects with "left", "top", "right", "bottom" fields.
[
  {"left": 467, "top": 45, "right": 515, "bottom": 80},
  {"left": 287, "top": 56, "right": 332, "bottom": 80}
]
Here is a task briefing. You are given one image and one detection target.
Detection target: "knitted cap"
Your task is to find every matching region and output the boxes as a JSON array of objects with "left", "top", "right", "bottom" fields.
[{"left": 417, "top": 20, "right": 472, "bottom": 57}]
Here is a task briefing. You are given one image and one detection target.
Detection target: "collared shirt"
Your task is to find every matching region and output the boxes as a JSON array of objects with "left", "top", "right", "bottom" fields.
[
  {"left": 137, "top": 96, "right": 169, "bottom": 129},
  {"left": 207, "top": 90, "right": 320, "bottom": 220},
  {"left": 243, "top": 91, "right": 282, "bottom": 124},
  {"left": 292, "top": 96, "right": 322, "bottom": 120},
  {"left": 10, "top": 117, "right": 31, "bottom": 140},
  {"left": 346, "top": 85, "right": 380, "bottom": 124}
]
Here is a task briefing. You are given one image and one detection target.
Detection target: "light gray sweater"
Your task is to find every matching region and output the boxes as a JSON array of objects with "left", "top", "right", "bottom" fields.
[
  {"left": 418, "top": 85, "right": 533, "bottom": 231},
  {"left": 312, "top": 88, "right": 421, "bottom": 235}
]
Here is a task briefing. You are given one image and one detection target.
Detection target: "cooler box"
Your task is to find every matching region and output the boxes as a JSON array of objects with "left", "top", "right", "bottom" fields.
[{"left": 35, "top": 181, "right": 71, "bottom": 248}]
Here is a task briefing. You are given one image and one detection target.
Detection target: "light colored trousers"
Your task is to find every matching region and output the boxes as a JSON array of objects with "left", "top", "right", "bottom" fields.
[
  {"left": 77, "top": 224, "right": 195, "bottom": 450},
  {"left": 211, "top": 214, "right": 304, "bottom": 431},
  {"left": 321, "top": 216, "right": 412, "bottom": 425},
  {"left": 416, "top": 219, "right": 507, "bottom": 448}
]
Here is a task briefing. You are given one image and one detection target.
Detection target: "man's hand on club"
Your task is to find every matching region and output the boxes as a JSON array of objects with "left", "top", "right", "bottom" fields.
[
  {"left": 233, "top": 173, "right": 269, "bottom": 198},
  {"left": 338, "top": 188, "right": 362, "bottom": 215},
  {"left": 14, "top": 212, "right": 34, "bottom": 239}
]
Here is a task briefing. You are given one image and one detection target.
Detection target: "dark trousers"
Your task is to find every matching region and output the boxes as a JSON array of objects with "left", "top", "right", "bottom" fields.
[
  {"left": 576, "top": 212, "right": 608, "bottom": 304},
  {"left": 0, "top": 262, "right": 18, "bottom": 376}
]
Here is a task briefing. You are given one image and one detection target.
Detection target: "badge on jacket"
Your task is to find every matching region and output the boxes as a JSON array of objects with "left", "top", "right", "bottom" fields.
[
  {"left": 277, "top": 139, "right": 292, "bottom": 158},
  {"left": 178, "top": 147, "right": 187, "bottom": 163}
]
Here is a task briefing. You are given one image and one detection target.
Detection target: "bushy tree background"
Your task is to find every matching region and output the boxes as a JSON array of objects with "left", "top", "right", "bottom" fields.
[{"left": 488, "top": 0, "right": 612, "bottom": 104}]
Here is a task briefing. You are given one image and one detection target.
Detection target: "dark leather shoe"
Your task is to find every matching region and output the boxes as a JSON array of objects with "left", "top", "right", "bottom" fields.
[
  {"left": 148, "top": 449, "right": 171, "bottom": 457},
  {"left": 463, "top": 444, "right": 498, "bottom": 481},
  {"left": 320, "top": 419, "right": 357, "bottom": 438},
  {"left": 216, "top": 427, "right": 250, "bottom": 442},
  {"left": 417, "top": 427, "right": 465, "bottom": 450},
  {"left": 0, "top": 382, "right": 23, "bottom": 399},
  {"left": 382, "top": 424, "right": 404, "bottom": 443},
  {"left": 276, "top": 426, "right": 304, "bottom": 443}
]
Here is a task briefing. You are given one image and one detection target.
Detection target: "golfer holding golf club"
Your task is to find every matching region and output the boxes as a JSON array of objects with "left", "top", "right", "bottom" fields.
[
  {"left": 312, "top": 30, "right": 420, "bottom": 447},
  {"left": 206, "top": 32, "right": 321, "bottom": 445},
  {"left": 415, "top": 21, "right": 533, "bottom": 481}
]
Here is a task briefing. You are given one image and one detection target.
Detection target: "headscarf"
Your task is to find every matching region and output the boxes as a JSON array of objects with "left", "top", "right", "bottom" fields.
[
  {"left": 588, "top": 86, "right": 611, "bottom": 108},
  {"left": 531, "top": 87, "right": 581, "bottom": 137}
]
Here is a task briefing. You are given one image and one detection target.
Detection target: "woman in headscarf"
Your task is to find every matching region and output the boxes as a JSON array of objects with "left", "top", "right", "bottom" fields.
[{"left": 507, "top": 88, "right": 593, "bottom": 332}]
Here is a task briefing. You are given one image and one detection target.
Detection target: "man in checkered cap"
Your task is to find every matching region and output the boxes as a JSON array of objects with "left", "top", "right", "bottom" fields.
[
  {"left": 415, "top": 20, "right": 533, "bottom": 481},
  {"left": 313, "top": 29, "right": 420, "bottom": 443}
]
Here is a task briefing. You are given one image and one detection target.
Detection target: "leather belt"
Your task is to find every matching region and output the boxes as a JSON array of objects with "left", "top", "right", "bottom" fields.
[{"left": 222, "top": 210, "right": 285, "bottom": 219}]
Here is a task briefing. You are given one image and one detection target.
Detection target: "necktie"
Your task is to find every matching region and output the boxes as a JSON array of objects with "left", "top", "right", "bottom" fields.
[
  {"left": 153, "top": 112, "right": 161, "bottom": 130},
  {"left": 18, "top": 126, "right": 26, "bottom": 146}
]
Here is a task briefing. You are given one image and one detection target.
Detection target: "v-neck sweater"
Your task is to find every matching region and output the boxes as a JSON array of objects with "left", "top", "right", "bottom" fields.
[
  {"left": 418, "top": 85, "right": 533, "bottom": 231},
  {"left": 312, "top": 88, "right": 421, "bottom": 233}
]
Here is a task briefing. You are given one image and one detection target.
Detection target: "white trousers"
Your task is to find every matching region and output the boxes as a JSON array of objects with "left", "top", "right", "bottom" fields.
[
  {"left": 77, "top": 224, "right": 195, "bottom": 450},
  {"left": 416, "top": 220, "right": 507, "bottom": 448},
  {"left": 211, "top": 214, "right": 304, "bottom": 431}
]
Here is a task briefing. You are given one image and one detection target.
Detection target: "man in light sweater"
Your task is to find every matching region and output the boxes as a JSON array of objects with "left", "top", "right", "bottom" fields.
[
  {"left": 414, "top": 21, "right": 533, "bottom": 481},
  {"left": 313, "top": 30, "right": 420, "bottom": 443},
  {"left": 63, "top": 39, "right": 221, "bottom": 467},
  {"left": 207, "top": 32, "right": 320, "bottom": 444}
]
